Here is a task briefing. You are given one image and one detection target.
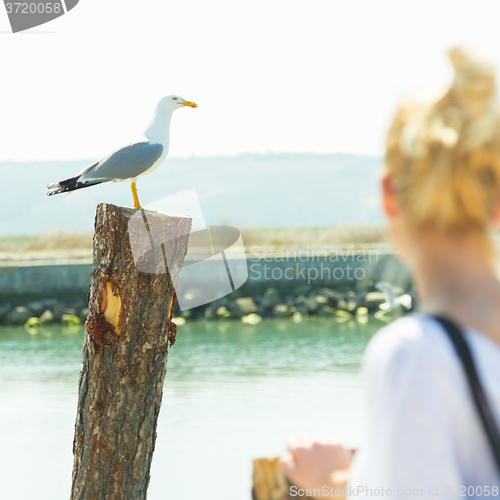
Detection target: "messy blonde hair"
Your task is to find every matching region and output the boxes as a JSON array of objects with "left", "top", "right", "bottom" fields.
[{"left": 385, "top": 47, "right": 500, "bottom": 233}]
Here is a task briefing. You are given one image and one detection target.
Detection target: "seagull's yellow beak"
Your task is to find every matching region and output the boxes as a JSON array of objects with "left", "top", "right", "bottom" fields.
[{"left": 182, "top": 101, "right": 198, "bottom": 108}]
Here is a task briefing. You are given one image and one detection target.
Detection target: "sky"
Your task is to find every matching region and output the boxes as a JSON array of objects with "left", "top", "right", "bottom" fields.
[{"left": 1, "top": 0, "right": 500, "bottom": 161}]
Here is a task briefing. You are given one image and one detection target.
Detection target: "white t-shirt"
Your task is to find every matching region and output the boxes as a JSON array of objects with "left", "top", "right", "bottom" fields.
[{"left": 348, "top": 313, "right": 500, "bottom": 499}]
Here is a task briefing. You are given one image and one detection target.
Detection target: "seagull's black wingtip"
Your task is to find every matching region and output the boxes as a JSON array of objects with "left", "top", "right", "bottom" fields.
[{"left": 46, "top": 188, "right": 64, "bottom": 196}]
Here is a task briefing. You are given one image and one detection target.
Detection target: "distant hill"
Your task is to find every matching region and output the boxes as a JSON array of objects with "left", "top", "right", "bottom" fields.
[{"left": 0, "top": 153, "right": 384, "bottom": 236}]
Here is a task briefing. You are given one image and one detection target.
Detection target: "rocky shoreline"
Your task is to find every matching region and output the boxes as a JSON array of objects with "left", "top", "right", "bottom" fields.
[
  {"left": 0, "top": 246, "right": 416, "bottom": 328},
  {"left": 0, "top": 281, "right": 415, "bottom": 329},
  {"left": 0, "top": 297, "right": 88, "bottom": 328}
]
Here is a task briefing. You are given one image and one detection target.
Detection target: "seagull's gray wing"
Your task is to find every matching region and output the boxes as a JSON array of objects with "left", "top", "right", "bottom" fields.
[
  {"left": 82, "top": 141, "right": 164, "bottom": 181},
  {"left": 375, "top": 281, "right": 396, "bottom": 307}
]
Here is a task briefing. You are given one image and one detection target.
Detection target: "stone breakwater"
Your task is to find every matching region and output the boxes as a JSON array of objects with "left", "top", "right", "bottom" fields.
[{"left": 0, "top": 247, "right": 414, "bottom": 326}]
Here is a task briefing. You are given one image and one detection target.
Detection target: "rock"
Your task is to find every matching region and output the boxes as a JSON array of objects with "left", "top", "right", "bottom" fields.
[
  {"left": 24, "top": 317, "right": 41, "bottom": 329},
  {"left": 253, "top": 295, "right": 263, "bottom": 305},
  {"left": 291, "top": 311, "right": 304, "bottom": 323},
  {"left": 241, "top": 313, "right": 262, "bottom": 325},
  {"left": 272, "top": 304, "right": 289, "bottom": 317},
  {"left": 53, "top": 307, "right": 77, "bottom": 322},
  {"left": 234, "top": 297, "right": 258, "bottom": 316},
  {"left": 295, "top": 305, "right": 308, "bottom": 315},
  {"left": 214, "top": 296, "right": 231, "bottom": 308},
  {"left": 339, "top": 291, "right": 357, "bottom": 312},
  {"left": 204, "top": 305, "right": 218, "bottom": 319},
  {"left": 314, "top": 295, "right": 328, "bottom": 305},
  {"left": 356, "top": 306, "right": 369, "bottom": 316},
  {"left": 304, "top": 297, "right": 319, "bottom": 312},
  {"left": 334, "top": 310, "right": 353, "bottom": 323},
  {"left": 0, "top": 303, "right": 13, "bottom": 322},
  {"left": 26, "top": 301, "right": 46, "bottom": 316},
  {"left": 61, "top": 314, "right": 81, "bottom": 326},
  {"left": 294, "top": 295, "right": 307, "bottom": 306},
  {"left": 189, "top": 305, "right": 206, "bottom": 320},
  {"left": 7, "top": 306, "right": 32, "bottom": 325},
  {"left": 363, "top": 291, "right": 386, "bottom": 311},
  {"left": 320, "top": 288, "right": 345, "bottom": 306},
  {"left": 294, "top": 295, "right": 318, "bottom": 312},
  {"left": 257, "top": 304, "right": 269, "bottom": 317},
  {"left": 52, "top": 303, "right": 67, "bottom": 321},
  {"left": 39, "top": 309, "right": 55, "bottom": 325},
  {"left": 216, "top": 306, "right": 231, "bottom": 319},
  {"left": 172, "top": 317, "right": 186, "bottom": 326},
  {"left": 260, "top": 288, "right": 281, "bottom": 308},
  {"left": 356, "top": 306, "right": 369, "bottom": 324},
  {"left": 316, "top": 305, "right": 336, "bottom": 316}
]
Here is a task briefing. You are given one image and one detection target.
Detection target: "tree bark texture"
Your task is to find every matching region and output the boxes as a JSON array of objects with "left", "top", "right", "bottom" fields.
[{"left": 70, "top": 203, "right": 191, "bottom": 500}]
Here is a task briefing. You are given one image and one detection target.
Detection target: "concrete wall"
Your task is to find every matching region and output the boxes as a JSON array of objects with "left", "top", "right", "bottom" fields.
[
  {"left": 0, "top": 263, "right": 92, "bottom": 296},
  {"left": 243, "top": 250, "right": 411, "bottom": 291},
  {"left": 0, "top": 249, "right": 412, "bottom": 299}
]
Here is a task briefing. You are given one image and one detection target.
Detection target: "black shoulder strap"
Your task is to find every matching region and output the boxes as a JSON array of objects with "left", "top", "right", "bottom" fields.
[{"left": 433, "top": 315, "right": 500, "bottom": 474}]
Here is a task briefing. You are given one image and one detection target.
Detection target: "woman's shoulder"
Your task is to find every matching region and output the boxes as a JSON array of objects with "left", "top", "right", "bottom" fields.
[
  {"left": 364, "top": 313, "right": 446, "bottom": 366},
  {"left": 361, "top": 314, "right": 473, "bottom": 416},
  {"left": 362, "top": 313, "right": 472, "bottom": 393},
  {"left": 363, "top": 312, "right": 500, "bottom": 387}
]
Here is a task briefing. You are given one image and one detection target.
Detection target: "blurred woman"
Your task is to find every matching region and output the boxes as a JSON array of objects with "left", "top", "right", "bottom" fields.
[{"left": 281, "top": 47, "right": 500, "bottom": 498}]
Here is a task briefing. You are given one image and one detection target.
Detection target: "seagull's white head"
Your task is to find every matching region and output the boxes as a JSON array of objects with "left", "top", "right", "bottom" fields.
[{"left": 158, "top": 95, "right": 198, "bottom": 112}]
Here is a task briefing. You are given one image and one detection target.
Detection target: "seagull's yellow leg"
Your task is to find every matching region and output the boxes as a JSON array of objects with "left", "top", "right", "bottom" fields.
[{"left": 131, "top": 181, "right": 143, "bottom": 209}]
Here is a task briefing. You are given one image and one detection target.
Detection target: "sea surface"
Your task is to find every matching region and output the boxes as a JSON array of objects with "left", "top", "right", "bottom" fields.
[{"left": 0, "top": 317, "right": 382, "bottom": 500}]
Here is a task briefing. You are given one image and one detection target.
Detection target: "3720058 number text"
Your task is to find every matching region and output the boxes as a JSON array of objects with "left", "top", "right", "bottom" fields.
[{"left": 5, "top": 3, "right": 62, "bottom": 14}]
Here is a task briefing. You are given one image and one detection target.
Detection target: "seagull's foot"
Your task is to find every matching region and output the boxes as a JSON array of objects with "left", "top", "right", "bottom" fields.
[{"left": 131, "top": 181, "right": 143, "bottom": 210}]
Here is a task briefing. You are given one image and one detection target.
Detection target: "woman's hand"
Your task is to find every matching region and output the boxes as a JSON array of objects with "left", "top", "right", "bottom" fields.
[{"left": 279, "top": 435, "right": 351, "bottom": 498}]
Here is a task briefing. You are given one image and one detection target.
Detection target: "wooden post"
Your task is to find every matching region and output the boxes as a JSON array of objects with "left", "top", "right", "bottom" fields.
[
  {"left": 252, "top": 455, "right": 354, "bottom": 500},
  {"left": 252, "top": 458, "right": 303, "bottom": 500},
  {"left": 70, "top": 203, "right": 191, "bottom": 500}
]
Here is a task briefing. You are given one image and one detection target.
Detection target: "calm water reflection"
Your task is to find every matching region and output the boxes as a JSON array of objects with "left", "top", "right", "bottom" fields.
[{"left": 0, "top": 318, "right": 381, "bottom": 500}]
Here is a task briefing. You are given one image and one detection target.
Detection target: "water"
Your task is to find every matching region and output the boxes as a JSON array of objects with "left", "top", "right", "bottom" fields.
[{"left": 0, "top": 318, "right": 382, "bottom": 500}]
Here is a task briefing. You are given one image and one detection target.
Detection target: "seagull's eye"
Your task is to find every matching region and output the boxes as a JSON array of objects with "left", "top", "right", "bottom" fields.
[{"left": 172, "top": 97, "right": 178, "bottom": 100}]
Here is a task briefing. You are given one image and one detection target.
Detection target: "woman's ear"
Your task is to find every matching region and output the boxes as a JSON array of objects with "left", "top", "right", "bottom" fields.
[{"left": 381, "top": 173, "right": 398, "bottom": 218}]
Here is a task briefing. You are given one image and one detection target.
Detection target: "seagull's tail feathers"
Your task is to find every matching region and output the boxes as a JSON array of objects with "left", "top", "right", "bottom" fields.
[{"left": 46, "top": 162, "right": 106, "bottom": 196}]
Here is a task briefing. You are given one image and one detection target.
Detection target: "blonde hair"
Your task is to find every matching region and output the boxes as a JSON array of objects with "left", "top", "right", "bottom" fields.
[{"left": 385, "top": 47, "right": 500, "bottom": 233}]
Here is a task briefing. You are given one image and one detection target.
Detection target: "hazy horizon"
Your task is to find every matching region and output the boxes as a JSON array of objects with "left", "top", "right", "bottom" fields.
[
  {"left": 0, "top": 152, "right": 384, "bottom": 237},
  {"left": 0, "top": 150, "right": 381, "bottom": 164}
]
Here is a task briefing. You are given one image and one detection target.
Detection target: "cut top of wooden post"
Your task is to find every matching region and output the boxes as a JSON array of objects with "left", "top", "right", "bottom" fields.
[{"left": 85, "top": 203, "right": 192, "bottom": 350}]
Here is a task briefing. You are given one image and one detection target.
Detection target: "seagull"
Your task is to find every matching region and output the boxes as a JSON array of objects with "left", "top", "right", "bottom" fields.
[
  {"left": 374, "top": 281, "right": 412, "bottom": 311},
  {"left": 46, "top": 95, "right": 197, "bottom": 209}
]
